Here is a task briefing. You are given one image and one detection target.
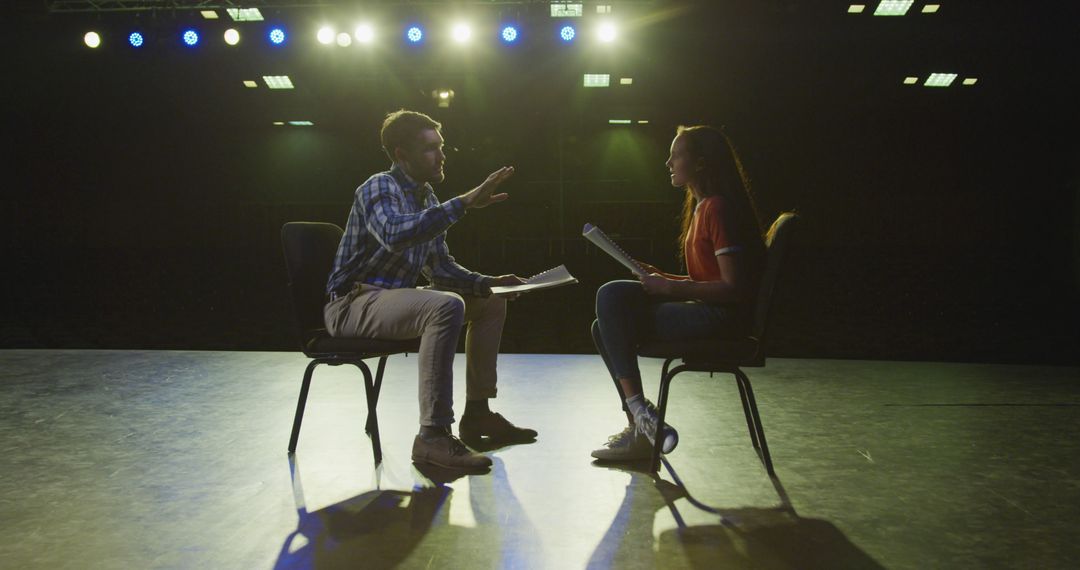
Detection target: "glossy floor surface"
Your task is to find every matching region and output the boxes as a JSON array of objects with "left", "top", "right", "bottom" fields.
[{"left": 2, "top": 350, "right": 1078, "bottom": 569}]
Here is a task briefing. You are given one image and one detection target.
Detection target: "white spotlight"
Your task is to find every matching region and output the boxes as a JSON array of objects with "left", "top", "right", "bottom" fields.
[
  {"left": 597, "top": 22, "right": 617, "bottom": 43},
  {"left": 432, "top": 89, "right": 455, "bottom": 108},
  {"left": 317, "top": 27, "right": 334, "bottom": 45},
  {"left": 224, "top": 28, "right": 240, "bottom": 45},
  {"left": 452, "top": 23, "right": 472, "bottom": 43},
  {"left": 354, "top": 24, "right": 375, "bottom": 44},
  {"left": 924, "top": 73, "right": 957, "bottom": 87},
  {"left": 336, "top": 32, "right": 353, "bottom": 47},
  {"left": 84, "top": 31, "right": 101, "bottom": 48}
]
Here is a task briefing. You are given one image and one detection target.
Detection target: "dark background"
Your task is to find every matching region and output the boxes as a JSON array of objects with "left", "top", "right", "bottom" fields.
[{"left": 3, "top": 1, "right": 1078, "bottom": 364}]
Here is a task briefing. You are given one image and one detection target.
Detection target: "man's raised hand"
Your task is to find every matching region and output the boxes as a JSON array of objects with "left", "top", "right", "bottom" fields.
[{"left": 460, "top": 166, "right": 515, "bottom": 209}]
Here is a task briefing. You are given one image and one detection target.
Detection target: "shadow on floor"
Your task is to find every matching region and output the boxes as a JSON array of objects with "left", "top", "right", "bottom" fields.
[
  {"left": 273, "top": 454, "right": 539, "bottom": 570},
  {"left": 588, "top": 459, "right": 884, "bottom": 569},
  {"left": 272, "top": 455, "right": 443, "bottom": 570},
  {"left": 273, "top": 451, "right": 880, "bottom": 569}
]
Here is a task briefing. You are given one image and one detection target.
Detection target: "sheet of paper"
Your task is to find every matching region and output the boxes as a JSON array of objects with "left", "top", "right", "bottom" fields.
[
  {"left": 582, "top": 223, "right": 647, "bottom": 277},
  {"left": 490, "top": 264, "right": 578, "bottom": 295}
]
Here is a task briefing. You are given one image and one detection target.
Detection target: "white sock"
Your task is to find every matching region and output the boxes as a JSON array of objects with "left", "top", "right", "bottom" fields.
[{"left": 625, "top": 394, "right": 647, "bottom": 418}]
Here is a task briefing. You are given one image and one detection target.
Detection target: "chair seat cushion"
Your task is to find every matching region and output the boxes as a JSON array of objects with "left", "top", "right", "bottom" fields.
[
  {"left": 304, "top": 332, "right": 422, "bottom": 357},
  {"left": 638, "top": 336, "right": 764, "bottom": 367}
]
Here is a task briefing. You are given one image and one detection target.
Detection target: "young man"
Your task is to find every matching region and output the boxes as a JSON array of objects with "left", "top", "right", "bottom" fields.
[{"left": 324, "top": 110, "right": 536, "bottom": 470}]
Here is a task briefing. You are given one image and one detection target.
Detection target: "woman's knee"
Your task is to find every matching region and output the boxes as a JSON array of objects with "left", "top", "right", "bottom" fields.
[{"left": 596, "top": 280, "right": 644, "bottom": 317}]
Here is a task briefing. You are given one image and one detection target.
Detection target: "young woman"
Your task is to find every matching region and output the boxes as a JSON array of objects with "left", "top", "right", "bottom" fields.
[{"left": 591, "top": 125, "right": 767, "bottom": 461}]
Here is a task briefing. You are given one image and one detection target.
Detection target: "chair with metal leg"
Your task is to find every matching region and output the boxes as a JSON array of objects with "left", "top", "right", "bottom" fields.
[
  {"left": 281, "top": 222, "right": 421, "bottom": 464},
  {"left": 637, "top": 212, "right": 799, "bottom": 474}
]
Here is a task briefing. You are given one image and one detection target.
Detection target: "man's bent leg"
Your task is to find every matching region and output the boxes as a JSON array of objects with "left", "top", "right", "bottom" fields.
[
  {"left": 326, "top": 286, "right": 489, "bottom": 469},
  {"left": 459, "top": 294, "right": 536, "bottom": 443},
  {"left": 462, "top": 294, "right": 506, "bottom": 400},
  {"left": 325, "top": 286, "right": 465, "bottom": 426}
]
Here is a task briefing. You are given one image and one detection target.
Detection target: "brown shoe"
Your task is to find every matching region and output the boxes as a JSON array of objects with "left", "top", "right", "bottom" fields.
[
  {"left": 459, "top": 412, "right": 538, "bottom": 444},
  {"left": 412, "top": 432, "right": 493, "bottom": 470}
]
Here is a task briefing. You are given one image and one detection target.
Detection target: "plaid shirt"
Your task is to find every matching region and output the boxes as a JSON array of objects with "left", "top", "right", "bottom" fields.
[{"left": 326, "top": 164, "right": 491, "bottom": 297}]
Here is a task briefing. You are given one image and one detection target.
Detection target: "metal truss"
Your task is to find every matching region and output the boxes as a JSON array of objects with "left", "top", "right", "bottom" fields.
[
  {"left": 47, "top": 1, "right": 347, "bottom": 13},
  {"left": 46, "top": 0, "right": 658, "bottom": 14}
]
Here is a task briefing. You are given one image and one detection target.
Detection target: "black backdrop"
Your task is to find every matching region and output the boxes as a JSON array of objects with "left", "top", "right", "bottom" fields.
[{"left": 4, "top": 1, "right": 1078, "bottom": 364}]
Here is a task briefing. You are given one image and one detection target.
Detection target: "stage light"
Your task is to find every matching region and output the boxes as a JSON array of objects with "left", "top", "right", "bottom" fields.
[
  {"left": 873, "top": 0, "right": 913, "bottom": 16},
  {"left": 182, "top": 29, "right": 200, "bottom": 46},
  {"left": 597, "top": 22, "right": 616, "bottom": 43},
  {"left": 551, "top": 3, "right": 583, "bottom": 17},
  {"left": 922, "top": 4, "right": 940, "bottom": 13},
  {"left": 128, "top": 32, "right": 144, "bottom": 48},
  {"left": 903, "top": 76, "right": 919, "bottom": 85},
  {"left": 406, "top": 26, "right": 424, "bottom": 43},
  {"left": 560, "top": 25, "right": 576, "bottom": 42},
  {"left": 452, "top": 23, "right": 472, "bottom": 43},
  {"left": 201, "top": 10, "right": 218, "bottom": 20},
  {"left": 924, "top": 73, "right": 957, "bottom": 87},
  {"left": 84, "top": 31, "right": 101, "bottom": 48},
  {"left": 263, "top": 75, "right": 295, "bottom": 89},
  {"left": 336, "top": 32, "right": 352, "bottom": 47},
  {"left": 584, "top": 74, "right": 610, "bottom": 87},
  {"left": 620, "top": 77, "right": 633, "bottom": 85},
  {"left": 317, "top": 27, "right": 334, "bottom": 45},
  {"left": 501, "top": 26, "right": 519, "bottom": 43},
  {"left": 962, "top": 77, "right": 978, "bottom": 86},
  {"left": 224, "top": 28, "right": 240, "bottom": 45},
  {"left": 269, "top": 28, "right": 286, "bottom": 45},
  {"left": 608, "top": 119, "right": 632, "bottom": 125},
  {"left": 288, "top": 121, "right": 314, "bottom": 126},
  {"left": 243, "top": 80, "right": 258, "bottom": 88},
  {"left": 354, "top": 24, "right": 375, "bottom": 44},
  {"left": 227, "top": 8, "right": 263, "bottom": 22},
  {"left": 848, "top": 4, "right": 866, "bottom": 13},
  {"left": 432, "top": 89, "right": 455, "bottom": 108}
]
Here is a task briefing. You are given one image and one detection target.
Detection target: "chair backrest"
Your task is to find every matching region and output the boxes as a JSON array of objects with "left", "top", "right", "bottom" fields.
[
  {"left": 750, "top": 212, "right": 799, "bottom": 343},
  {"left": 281, "top": 222, "right": 344, "bottom": 345}
]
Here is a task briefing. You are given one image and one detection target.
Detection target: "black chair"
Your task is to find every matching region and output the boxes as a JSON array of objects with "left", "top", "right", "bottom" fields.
[
  {"left": 281, "top": 222, "right": 421, "bottom": 464},
  {"left": 638, "top": 212, "right": 799, "bottom": 474}
]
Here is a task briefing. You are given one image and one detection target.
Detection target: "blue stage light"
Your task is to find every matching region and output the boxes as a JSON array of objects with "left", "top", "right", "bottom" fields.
[
  {"left": 128, "top": 32, "right": 144, "bottom": 48},
  {"left": 182, "top": 29, "right": 199, "bottom": 46},
  {"left": 501, "top": 26, "right": 518, "bottom": 43},
  {"left": 406, "top": 26, "right": 423, "bottom": 43},
  {"left": 269, "top": 27, "right": 286, "bottom": 45},
  {"left": 560, "top": 25, "right": 576, "bottom": 42}
]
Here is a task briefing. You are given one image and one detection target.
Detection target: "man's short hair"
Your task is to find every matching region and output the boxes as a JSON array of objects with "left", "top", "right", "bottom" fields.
[{"left": 380, "top": 109, "right": 442, "bottom": 161}]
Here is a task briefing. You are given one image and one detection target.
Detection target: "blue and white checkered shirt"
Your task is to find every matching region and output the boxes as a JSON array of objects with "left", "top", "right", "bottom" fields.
[{"left": 326, "top": 164, "right": 491, "bottom": 298}]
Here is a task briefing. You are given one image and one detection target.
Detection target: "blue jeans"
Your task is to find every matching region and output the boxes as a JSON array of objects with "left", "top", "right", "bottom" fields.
[{"left": 592, "top": 280, "right": 747, "bottom": 410}]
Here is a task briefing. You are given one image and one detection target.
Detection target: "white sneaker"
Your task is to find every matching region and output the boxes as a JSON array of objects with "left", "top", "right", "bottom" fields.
[
  {"left": 590, "top": 425, "right": 653, "bottom": 461},
  {"left": 633, "top": 401, "right": 679, "bottom": 454}
]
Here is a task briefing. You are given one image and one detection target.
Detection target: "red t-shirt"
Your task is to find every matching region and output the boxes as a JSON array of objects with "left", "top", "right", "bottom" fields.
[{"left": 684, "top": 195, "right": 757, "bottom": 283}]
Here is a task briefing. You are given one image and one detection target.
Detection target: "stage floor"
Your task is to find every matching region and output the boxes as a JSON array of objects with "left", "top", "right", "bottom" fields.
[{"left": 1, "top": 350, "right": 1077, "bottom": 569}]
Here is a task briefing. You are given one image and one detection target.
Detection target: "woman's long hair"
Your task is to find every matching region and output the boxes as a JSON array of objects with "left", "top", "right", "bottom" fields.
[{"left": 675, "top": 125, "right": 765, "bottom": 266}]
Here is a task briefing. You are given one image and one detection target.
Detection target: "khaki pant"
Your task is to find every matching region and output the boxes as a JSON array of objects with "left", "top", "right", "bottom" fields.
[{"left": 323, "top": 284, "right": 506, "bottom": 426}]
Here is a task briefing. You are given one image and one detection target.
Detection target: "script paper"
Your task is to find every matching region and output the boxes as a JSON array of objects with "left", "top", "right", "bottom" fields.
[
  {"left": 490, "top": 264, "right": 578, "bottom": 295},
  {"left": 582, "top": 223, "right": 647, "bottom": 277}
]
